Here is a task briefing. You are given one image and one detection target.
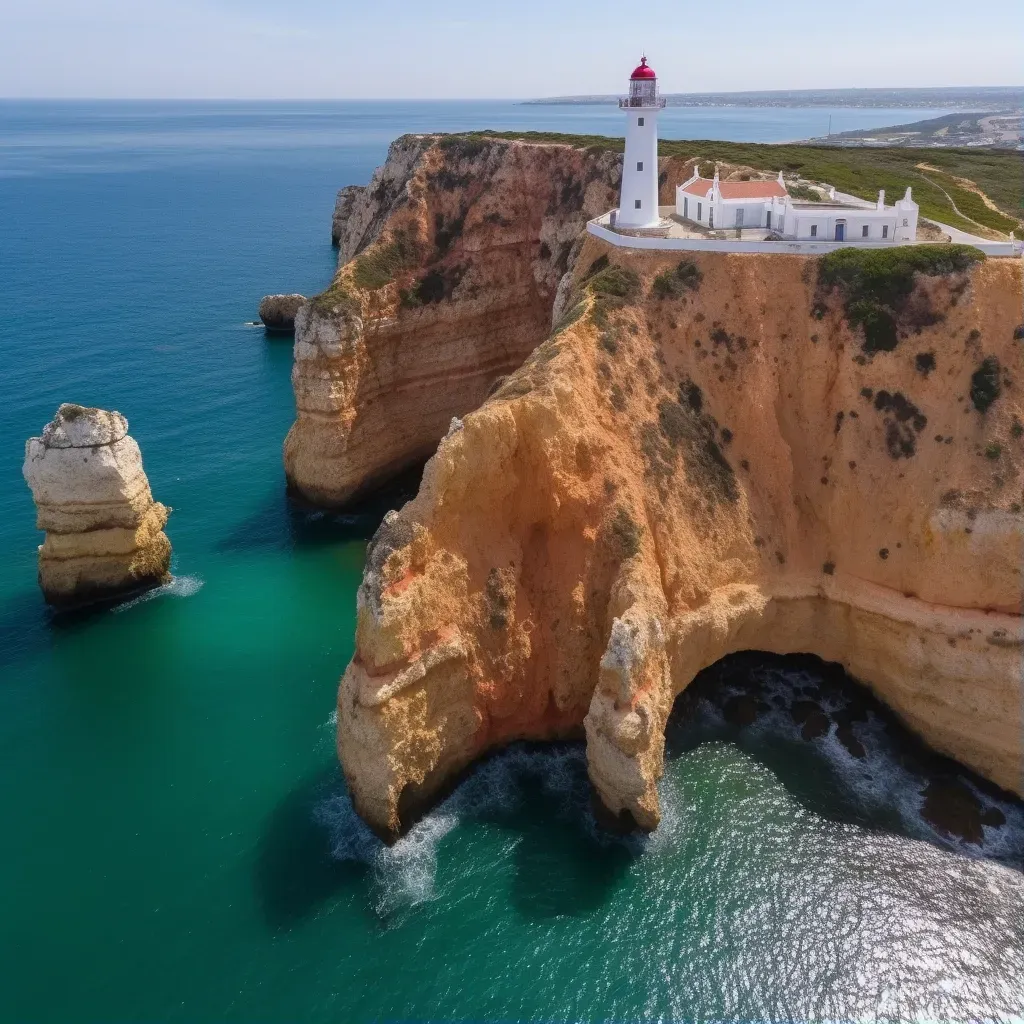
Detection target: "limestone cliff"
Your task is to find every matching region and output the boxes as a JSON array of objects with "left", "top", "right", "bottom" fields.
[
  {"left": 23, "top": 404, "right": 171, "bottom": 608},
  {"left": 338, "top": 242, "right": 1023, "bottom": 841},
  {"left": 285, "top": 135, "right": 700, "bottom": 506}
]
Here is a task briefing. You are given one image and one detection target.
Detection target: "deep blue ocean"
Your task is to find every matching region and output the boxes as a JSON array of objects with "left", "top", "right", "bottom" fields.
[{"left": 1, "top": 100, "right": 1022, "bottom": 1023}]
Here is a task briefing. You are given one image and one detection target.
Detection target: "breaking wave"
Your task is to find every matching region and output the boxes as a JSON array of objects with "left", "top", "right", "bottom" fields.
[{"left": 113, "top": 574, "right": 204, "bottom": 612}]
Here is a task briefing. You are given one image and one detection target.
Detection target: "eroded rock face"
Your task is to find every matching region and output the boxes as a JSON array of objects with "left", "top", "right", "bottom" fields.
[
  {"left": 285, "top": 135, "right": 684, "bottom": 507},
  {"left": 338, "top": 243, "right": 1023, "bottom": 841},
  {"left": 259, "top": 294, "right": 306, "bottom": 333},
  {"left": 23, "top": 404, "right": 171, "bottom": 608}
]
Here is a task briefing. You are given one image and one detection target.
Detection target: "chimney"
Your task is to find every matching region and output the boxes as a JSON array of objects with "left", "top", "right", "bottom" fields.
[
  {"left": 877, "top": 189, "right": 886, "bottom": 211},
  {"left": 904, "top": 186, "right": 913, "bottom": 201}
]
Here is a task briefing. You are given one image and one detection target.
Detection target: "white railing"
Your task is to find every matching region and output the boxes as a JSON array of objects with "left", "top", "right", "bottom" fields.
[{"left": 618, "top": 96, "right": 668, "bottom": 109}]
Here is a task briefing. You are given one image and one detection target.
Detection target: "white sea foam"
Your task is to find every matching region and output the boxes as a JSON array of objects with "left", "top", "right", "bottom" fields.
[
  {"left": 316, "top": 662, "right": 1023, "bottom": 920},
  {"left": 315, "top": 742, "right": 617, "bottom": 919},
  {"left": 112, "top": 574, "right": 204, "bottom": 612},
  {"left": 698, "top": 662, "right": 1024, "bottom": 866}
]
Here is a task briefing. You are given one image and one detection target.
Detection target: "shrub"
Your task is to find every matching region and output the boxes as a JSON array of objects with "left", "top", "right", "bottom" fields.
[
  {"left": 434, "top": 212, "right": 466, "bottom": 254},
  {"left": 609, "top": 506, "right": 642, "bottom": 558},
  {"left": 787, "top": 183, "right": 823, "bottom": 201},
  {"left": 970, "top": 356, "right": 1001, "bottom": 413},
  {"left": 351, "top": 230, "right": 420, "bottom": 291},
  {"left": 311, "top": 278, "right": 360, "bottom": 317},
  {"left": 817, "top": 244, "right": 985, "bottom": 354},
  {"left": 652, "top": 259, "right": 703, "bottom": 299},
  {"left": 437, "top": 135, "right": 489, "bottom": 160},
  {"left": 588, "top": 264, "right": 640, "bottom": 301}
]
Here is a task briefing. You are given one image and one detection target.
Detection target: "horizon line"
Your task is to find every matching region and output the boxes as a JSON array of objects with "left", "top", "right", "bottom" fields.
[{"left": 1, "top": 85, "right": 1022, "bottom": 104}]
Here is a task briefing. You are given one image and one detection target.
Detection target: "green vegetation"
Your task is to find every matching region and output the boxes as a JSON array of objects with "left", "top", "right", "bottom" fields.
[
  {"left": 984, "top": 441, "right": 1003, "bottom": 460},
  {"left": 817, "top": 245, "right": 985, "bottom": 354},
  {"left": 652, "top": 259, "right": 703, "bottom": 299},
  {"left": 447, "top": 130, "right": 1023, "bottom": 236},
  {"left": 311, "top": 278, "right": 360, "bottom": 317},
  {"left": 587, "top": 264, "right": 640, "bottom": 301},
  {"left": 970, "top": 356, "right": 1001, "bottom": 413},
  {"left": 351, "top": 230, "right": 420, "bottom": 291},
  {"left": 914, "top": 167, "right": 1021, "bottom": 235},
  {"left": 786, "top": 183, "right": 822, "bottom": 201},
  {"left": 437, "top": 135, "right": 489, "bottom": 160},
  {"left": 434, "top": 212, "right": 466, "bottom": 254},
  {"left": 609, "top": 506, "right": 642, "bottom": 558}
]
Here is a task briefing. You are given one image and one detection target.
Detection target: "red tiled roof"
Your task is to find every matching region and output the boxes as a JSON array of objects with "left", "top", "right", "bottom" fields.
[
  {"left": 680, "top": 177, "right": 715, "bottom": 197},
  {"left": 681, "top": 176, "right": 787, "bottom": 200}
]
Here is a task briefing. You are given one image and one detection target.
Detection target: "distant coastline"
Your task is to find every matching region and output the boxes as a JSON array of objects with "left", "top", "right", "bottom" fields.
[{"left": 524, "top": 86, "right": 1024, "bottom": 110}]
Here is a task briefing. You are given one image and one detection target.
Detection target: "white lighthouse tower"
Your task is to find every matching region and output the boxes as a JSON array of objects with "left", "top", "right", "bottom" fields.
[{"left": 616, "top": 56, "right": 666, "bottom": 229}]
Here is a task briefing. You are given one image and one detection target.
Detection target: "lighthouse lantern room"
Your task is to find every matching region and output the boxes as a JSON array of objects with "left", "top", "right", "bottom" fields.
[{"left": 616, "top": 56, "right": 666, "bottom": 230}]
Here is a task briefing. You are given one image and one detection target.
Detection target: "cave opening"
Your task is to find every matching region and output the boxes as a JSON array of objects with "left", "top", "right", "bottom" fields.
[{"left": 665, "top": 651, "right": 1022, "bottom": 866}]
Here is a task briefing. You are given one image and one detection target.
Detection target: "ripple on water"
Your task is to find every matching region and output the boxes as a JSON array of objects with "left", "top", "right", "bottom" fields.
[{"left": 317, "top": 653, "right": 1024, "bottom": 1019}]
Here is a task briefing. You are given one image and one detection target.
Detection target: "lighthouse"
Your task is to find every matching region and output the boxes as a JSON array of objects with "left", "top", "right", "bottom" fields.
[{"left": 616, "top": 56, "right": 666, "bottom": 229}]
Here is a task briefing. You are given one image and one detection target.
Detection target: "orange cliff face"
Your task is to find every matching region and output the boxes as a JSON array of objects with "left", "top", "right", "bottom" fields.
[
  {"left": 337, "top": 240, "right": 1024, "bottom": 842},
  {"left": 286, "top": 136, "right": 610, "bottom": 506}
]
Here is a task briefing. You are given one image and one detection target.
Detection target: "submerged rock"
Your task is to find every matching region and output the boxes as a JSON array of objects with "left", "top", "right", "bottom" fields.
[
  {"left": 259, "top": 294, "right": 306, "bottom": 334},
  {"left": 23, "top": 404, "right": 171, "bottom": 609},
  {"left": 920, "top": 779, "right": 1005, "bottom": 844}
]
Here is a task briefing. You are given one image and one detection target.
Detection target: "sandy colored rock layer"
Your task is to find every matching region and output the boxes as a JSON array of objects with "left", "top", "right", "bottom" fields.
[
  {"left": 285, "top": 135, "right": 709, "bottom": 507},
  {"left": 338, "top": 241, "right": 1023, "bottom": 841},
  {"left": 23, "top": 404, "right": 171, "bottom": 608}
]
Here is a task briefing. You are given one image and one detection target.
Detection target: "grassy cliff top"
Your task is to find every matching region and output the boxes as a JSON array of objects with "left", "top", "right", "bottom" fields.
[{"left": 443, "top": 130, "right": 1021, "bottom": 237}]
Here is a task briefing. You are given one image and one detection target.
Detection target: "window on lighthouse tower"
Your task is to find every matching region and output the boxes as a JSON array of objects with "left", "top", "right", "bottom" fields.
[{"left": 638, "top": 117, "right": 644, "bottom": 127}]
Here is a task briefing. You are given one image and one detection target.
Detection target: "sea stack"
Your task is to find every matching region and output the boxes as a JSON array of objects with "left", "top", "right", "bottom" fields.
[
  {"left": 259, "top": 294, "right": 306, "bottom": 334},
  {"left": 23, "top": 404, "right": 171, "bottom": 609}
]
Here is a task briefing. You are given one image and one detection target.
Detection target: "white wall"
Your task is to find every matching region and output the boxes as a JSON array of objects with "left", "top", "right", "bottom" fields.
[
  {"left": 587, "top": 217, "right": 1014, "bottom": 256},
  {"left": 618, "top": 107, "right": 660, "bottom": 229}
]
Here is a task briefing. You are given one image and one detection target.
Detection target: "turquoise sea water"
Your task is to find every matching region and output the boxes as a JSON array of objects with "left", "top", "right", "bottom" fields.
[{"left": 0, "top": 101, "right": 1022, "bottom": 1023}]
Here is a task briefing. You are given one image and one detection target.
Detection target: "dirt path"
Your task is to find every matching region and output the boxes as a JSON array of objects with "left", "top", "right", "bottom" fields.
[{"left": 914, "top": 165, "right": 1005, "bottom": 239}]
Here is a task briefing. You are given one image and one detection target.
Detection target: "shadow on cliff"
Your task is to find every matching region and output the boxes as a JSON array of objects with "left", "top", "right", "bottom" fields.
[
  {"left": 217, "top": 464, "right": 425, "bottom": 555},
  {"left": 253, "top": 765, "right": 369, "bottom": 932}
]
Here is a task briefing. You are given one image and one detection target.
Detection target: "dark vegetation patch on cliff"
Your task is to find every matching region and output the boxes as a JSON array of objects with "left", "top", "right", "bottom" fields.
[
  {"left": 864, "top": 388, "right": 928, "bottom": 459},
  {"left": 311, "top": 278, "right": 361, "bottom": 318},
  {"left": 351, "top": 229, "right": 422, "bottom": 291},
  {"left": 816, "top": 245, "right": 985, "bottom": 354},
  {"left": 485, "top": 567, "right": 516, "bottom": 629},
  {"left": 970, "top": 356, "right": 1002, "bottom": 413},
  {"left": 608, "top": 506, "right": 642, "bottom": 558},
  {"left": 651, "top": 259, "right": 703, "bottom": 300},
  {"left": 641, "top": 379, "right": 738, "bottom": 505},
  {"left": 433, "top": 211, "right": 466, "bottom": 255},
  {"left": 400, "top": 265, "right": 466, "bottom": 307}
]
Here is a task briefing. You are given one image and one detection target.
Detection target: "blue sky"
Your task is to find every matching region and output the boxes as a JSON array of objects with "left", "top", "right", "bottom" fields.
[{"left": 2, "top": 0, "right": 1021, "bottom": 98}]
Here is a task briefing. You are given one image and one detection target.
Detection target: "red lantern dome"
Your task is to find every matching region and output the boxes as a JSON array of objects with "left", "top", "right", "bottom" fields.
[{"left": 630, "top": 56, "right": 656, "bottom": 80}]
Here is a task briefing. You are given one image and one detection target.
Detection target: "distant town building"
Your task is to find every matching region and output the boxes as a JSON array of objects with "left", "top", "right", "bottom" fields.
[{"left": 677, "top": 167, "right": 919, "bottom": 242}]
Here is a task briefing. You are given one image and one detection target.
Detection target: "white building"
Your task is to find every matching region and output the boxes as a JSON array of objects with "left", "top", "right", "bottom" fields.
[
  {"left": 615, "top": 56, "right": 666, "bottom": 230},
  {"left": 676, "top": 166, "right": 919, "bottom": 242}
]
